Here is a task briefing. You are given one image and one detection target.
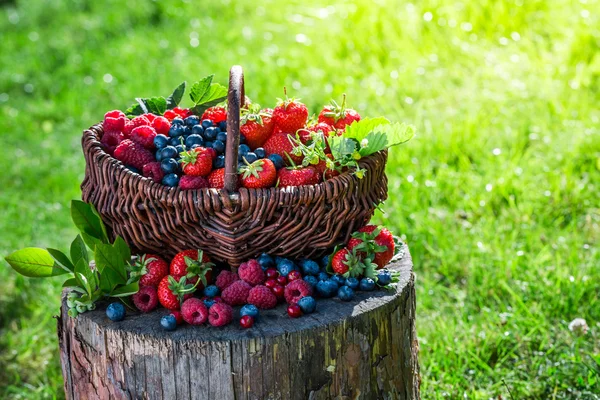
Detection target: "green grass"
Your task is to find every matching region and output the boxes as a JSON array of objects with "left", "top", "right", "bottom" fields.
[{"left": 1, "top": 0, "right": 598, "bottom": 398}]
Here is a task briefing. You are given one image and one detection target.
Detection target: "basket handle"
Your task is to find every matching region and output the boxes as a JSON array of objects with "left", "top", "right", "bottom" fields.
[{"left": 224, "top": 66, "right": 245, "bottom": 193}]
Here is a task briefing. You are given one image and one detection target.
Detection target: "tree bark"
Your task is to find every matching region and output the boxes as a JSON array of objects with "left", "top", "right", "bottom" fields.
[{"left": 57, "top": 244, "right": 420, "bottom": 400}]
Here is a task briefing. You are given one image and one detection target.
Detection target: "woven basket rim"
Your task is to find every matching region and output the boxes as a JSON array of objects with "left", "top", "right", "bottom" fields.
[{"left": 85, "top": 122, "right": 386, "bottom": 202}]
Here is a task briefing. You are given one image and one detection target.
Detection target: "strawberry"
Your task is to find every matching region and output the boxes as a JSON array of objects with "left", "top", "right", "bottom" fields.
[
  {"left": 180, "top": 147, "right": 214, "bottom": 177},
  {"left": 208, "top": 168, "right": 226, "bottom": 189},
  {"left": 318, "top": 95, "right": 361, "bottom": 131},
  {"left": 158, "top": 275, "right": 196, "bottom": 311},
  {"left": 114, "top": 139, "right": 156, "bottom": 170},
  {"left": 170, "top": 249, "right": 214, "bottom": 289},
  {"left": 241, "top": 110, "right": 274, "bottom": 149},
  {"left": 347, "top": 225, "right": 395, "bottom": 269},
  {"left": 272, "top": 91, "right": 308, "bottom": 133},
  {"left": 240, "top": 159, "right": 277, "bottom": 189},
  {"left": 201, "top": 106, "right": 227, "bottom": 124},
  {"left": 263, "top": 133, "right": 303, "bottom": 165},
  {"left": 129, "top": 254, "right": 169, "bottom": 287},
  {"left": 277, "top": 166, "right": 320, "bottom": 187},
  {"left": 331, "top": 248, "right": 371, "bottom": 277},
  {"left": 314, "top": 154, "right": 339, "bottom": 180}
]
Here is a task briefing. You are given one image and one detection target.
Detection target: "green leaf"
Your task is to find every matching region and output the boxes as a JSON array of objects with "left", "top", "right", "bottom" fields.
[
  {"left": 94, "top": 236, "right": 130, "bottom": 292},
  {"left": 378, "top": 122, "right": 415, "bottom": 147},
  {"left": 110, "top": 282, "right": 139, "bottom": 297},
  {"left": 144, "top": 97, "right": 167, "bottom": 115},
  {"left": 71, "top": 200, "right": 109, "bottom": 248},
  {"left": 48, "top": 248, "right": 74, "bottom": 272},
  {"left": 62, "top": 277, "right": 79, "bottom": 288},
  {"left": 166, "top": 82, "right": 186, "bottom": 109},
  {"left": 124, "top": 102, "right": 144, "bottom": 116},
  {"left": 189, "top": 75, "right": 228, "bottom": 115},
  {"left": 74, "top": 258, "right": 96, "bottom": 296},
  {"left": 190, "top": 75, "right": 214, "bottom": 104},
  {"left": 328, "top": 135, "right": 357, "bottom": 160},
  {"left": 70, "top": 235, "right": 89, "bottom": 267},
  {"left": 5, "top": 248, "right": 68, "bottom": 278},
  {"left": 343, "top": 117, "right": 390, "bottom": 142},
  {"left": 358, "top": 132, "right": 388, "bottom": 157}
]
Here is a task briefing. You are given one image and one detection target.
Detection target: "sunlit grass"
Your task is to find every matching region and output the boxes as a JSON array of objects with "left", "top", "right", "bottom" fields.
[{"left": 0, "top": 0, "right": 598, "bottom": 398}]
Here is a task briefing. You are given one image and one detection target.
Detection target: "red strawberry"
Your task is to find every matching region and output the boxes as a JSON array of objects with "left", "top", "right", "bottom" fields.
[
  {"left": 241, "top": 111, "right": 274, "bottom": 149},
  {"left": 318, "top": 96, "right": 361, "bottom": 131},
  {"left": 103, "top": 110, "right": 127, "bottom": 133},
  {"left": 157, "top": 275, "right": 196, "bottom": 310},
  {"left": 130, "top": 254, "right": 169, "bottom": 287},
  {"left": 142, "top": 162, "right": 165, "bottom": 183},
  {"left": 132, "top": 285, "right": 159, "bottom": 312},
  {"left": 114, "top": 139, "right": 156, "bottom": 170},
  {"left": 240, "top": 159, "right": 277, "bottom": 189},
  {"left": 277, "top": 166, "right": 320, "bottom": 187},
  {"left": 208, "top": 168, "right": 226, "bottom": 189},
  {"left": 348, "top": 225, "right": 395, "bottom": 269},
  {"left": 123, "top": 115, "right": 150, "bottom": 137},
  {"left": 263, "top": 133, "right": 303, "bottom": 165},
  {"left": 170, "top": 249, "right": 214, "bottom": 289},
  {"left": 201, "top": 106, "right": 227, "bottom": 124},
  {"left": 180, "top": 147, "right": 213, "bottom": 177},
  {"left": 314, "top": 154, "right": 339, "bottom": 180},
  {"left": 331, "top": 248, "right": 368, "bottom": 277},
  {"left": 272, "top": 93, "right": 308, "bottom": 133},
  {"left": 152, "top": 116, "right": 171, "bottom": 135},
  {"left": 100, "top": 130, "right": 124, "bottom": 156},
  {"left": 130, "top": 125, "right": 157, "bottom": 149},
  {"left": 179, "top": 175, "right": 209, "bottom": 190}
]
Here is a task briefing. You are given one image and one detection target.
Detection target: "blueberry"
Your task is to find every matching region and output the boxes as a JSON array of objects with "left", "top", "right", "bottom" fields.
[
  {"left": 216, "top": 131, "right": 227, "bottom": 142},
  {"left": 317, "top": 272, "right": 330, "bottom": 281},
  {"left": 192, "top": 124, "right": 204, "bottom": 136},
  {"left": 327, "top": 278, "right": 340, "bottom": 289},
  {"left": 320, "top": 255, "right": 330, "bottom": 268},
  {"left": 303, "top": 275, "right": 318, "bottom": 288},
  {"left": 168, "top": 136, "right": 182, "bottom": 147},
  {"left": 160, "top": 146, "right": 178, "bottom": 160},
  {"left": 213, "top": 155, "right": 225, "bottom": 169},
  {"left": 201, "top": 119, "right": 213, "bottom": 129},
  {"left": 205, "top": 141, "right": 214, "bottom": 149},
  {"left": 254, "top": 147, "right": 266, "bottom": 159},
  {"left": 184, "top": 125, "right": 193, "bottom": 136},
  {"left": 169, "top": 124, "right": 186, "bottom": 138},
  {"left": 204, "top": 127, "right": 218, "bottom": 140},
  {"left": 331, "top": 274, "right": 346, "bottom": 287},
  {"left": 203, "top": 298, "right": 216, "bottom": 308},
  {"left": 155, "top": 150, "right": 164, "bottom": 162},
  {"left": 204, "top": 285, "right": 220, "bottom": 298},
  {"left": 267, "top": 154, "right": 285, "bottom": 170},
  {"left": 377, "top": 270, "right": 392, "bottom": 286},
  {"left": 184, "top": 115, "right": 200, "bottom": 127},
  {"left": 359, "top": 278, "right": 376, "bottom": 291},
  {"left": 239, "top": 134, "right": 246, "bottom": 144},
  {"left": 185, "top": 134, "right": 204, "bottom": 148},
  {"left": 299, "top": 259, "right": 320, "bottom": 276},
  {"left": 154, "top": 134, "right": 169, "bottom": 150},
  {"left": 297, "top": 296, "right": 317, "bottom": 314},
  {"left": 218, "top": 121, "right": 227, "bottom": 131},
  {"left": 161, "top": 158, "right": 179, "bottom": 174},
  {"left": 162, "top": 173, "right": 179, "bottom": 187},
  {"left": 160, "top": 314, "right": 177, "bottom": 331},
  {"left": 126, "top": 166, "right": 141, "bottom": 175},
  {"left": 238, "top": 144, "right": 251, "bottom": 157},
  {"left": 316, "top": 280, "right": 337, "bottom": 298},
  {"left": 338, "top": 286, "right": 354, "bottom": 301},
  {"left": 213, "top": 140, "right": 226, "bottom": 154},
  {"left": 175, "top": 145, "right": 185, "bottom": 155},
  {"left": 277, "top": 260, "right": 296, "bottom": 277},
  {"left": 171, "top": 117, "right": 184, "bottom": 126},
  {"left": 240, "top": 304, "right": 259, "bottom": 319},
  {"left": 257, "top": 253, "right": 275, "bottom": 270},
  {"left": 345, "top": 277, "right": 360, "bottom": 289},
  {"left": 106, "top": 302, "right": 125, "bottom": 321},
  {"left": 244, "top": 152, "right": 258, "bottom": 164}
]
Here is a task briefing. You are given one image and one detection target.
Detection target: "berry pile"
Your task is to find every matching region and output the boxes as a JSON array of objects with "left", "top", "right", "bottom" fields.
[{"left": 105, "top": 224, "right": 399, "bottom": 330}]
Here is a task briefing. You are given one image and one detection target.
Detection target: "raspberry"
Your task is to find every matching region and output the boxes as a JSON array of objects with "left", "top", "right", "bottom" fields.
[
  {"left": 181, "top": 298, "right": 209, "bottom": 325},
  {"left": 247, "top": 285, "right": 277, "bottom": 309},
  {"left": 142, "top": 162, "right": 165, "bottom": 183},
  {"left": 221, "top": 280, "right": 251, "bottom": 306},
  {"left": 132, "top": 286, "right": 158, "bottom": 312},
  {"left": 103, "top": 110, "right": 127, "bottom": 133},
  {"left": 179, "top": 175, "right": 209, "bottom": 190},
  {"left": 114, "top": 139, "right": 156, "bottom": 170},
  {"left": 152, "top": 116, "right": 171, "bottom": 135},
  {"left": 100, "top": 130, "right": 124, "bottom": 156},
  {"left": 130, "top": 125, "right": 157, "bottom": 149},
  {"left": 170, "top": 310, "right": 184, "bottom": 325},
  {"left": 123, "top": 115, "right": 150, "bottom": 137},
  {"left": 215, "top": 270, "right": 240, "bottom": 290},
  {"left": 173, "top": 107, "right": 191, "bottom": 118},
  {"left": 164, "top": 109, "right": 178, "bottom": 121},
  {"left": 284, "top": 279, "right": 313, "bottom": 305},
  {"left": 142, "top": 113, "right": 157, "bottom": 122},
  {"left": 201, "top": 106, "right": 227, "bottom": 124},
  {"left": 208, "top": 302, "right": 233, "bottom": 327},
  {"left": 238, "top": 259, "right": 266, "bottom": 286}
]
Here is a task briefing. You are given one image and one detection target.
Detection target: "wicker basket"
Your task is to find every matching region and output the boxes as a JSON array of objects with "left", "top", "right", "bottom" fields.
[{"left": 81, "top": 66, "right": 388, "bottom": 266}]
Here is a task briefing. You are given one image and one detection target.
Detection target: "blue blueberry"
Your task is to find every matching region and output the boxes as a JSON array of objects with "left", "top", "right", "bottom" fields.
[
  {"left": 244, "top": 152, "right": 258, "bottom": 164},
  {"left": 239, "top": 134, "right": 246, "bottom": 144},
  {"left": 303, "top": 275, "right": 318, "bottom": 288},
  {"left": 162, "top": 173, "right": 179, "bottom": 187},
  {"left": 169, "top": 124, "right": 186, "bottom": 138},
  {"left": 316, "top": 280, "right": 337, "bottom": 298},
  {"left": 257, "top": 253, "right": 275, "bottom": 270},
  {"left": 205, "top": 141, "right": 214, "bottom": 149},
  {"left": 317, "top": 272, "right": 330, "bottom": 281},
  {"left": 160, "top": 314, "right": 177, "bottom": 331},
  {"left": 155, "top": 150, "right": 164, "bottom": 162},
  {"left": 168, "top": 136, "right": 182, "bottom": 147},
  {"left": 213, "top": 155, "right": 226, "bottom": 169},
  {"left": 106, "top": 302, "right": 125, "bottom": 321},
  {"left": 204, "top": 285, "right": 220, "bottom": 298},
  {"left": 204, "top": 127, "right": 218, "bottom": 140},
  {"left": 171, "top": 117, "right": 184, "bottom": 126},
  {"left": 192, "top": 124, "right": 204, "bottom": 136},
  {"left": 320, "top": 255, "right": 330, "bottom": 268},
  {"left": 345, "top": 277, "right": 360, "bottom": 289},
  {"left": 185, "top": 134, "right": 204, "bottom": 148},
  {"left": 218, "top": 121, "right": 227, "bottom": 131},
  {"left": 277, "top": 259, "right": 296, "bottom": 277},
  {"left": 297, "top": 296, "right": 317, "bottom": 314},
  {"left": 254, "top": 147, "right": 266, "bottom": 159},
  {"left": 154, "top": 134, "right": 169, "bottom": 150},
  {"left": 184, "top": 115, "right": 200, "bottom": 127},
  {"left": 201, "top": 119, "right": 213, "bottom": 129},
  {"left": 213, "top": 140, "right": 226, "bottom": 154},
  {"left": 238, "top": 144, "right": 251, "bottom": 157},
  {"left": 338, "top": 286, "right": 354, "bottom": 301},
  {"left": 175, "top": 145, "right": 185, "bottom": 155},
  {"left": 377, "top": 270, "right": 392, "bottom": 286},
  {"left": 203, "top": 298, "right": 216, "bottom": 308},
  {"left": 359, "top": 278, "right": 376, "bottom": 291},
  {"left": 240, "top": 304, "right": 259, "bottom": 319},
  {"left": 299, "top": 259, "right": 320, "bottom": 276},
  {"left": 184, "top": 125, "right": 193, "bottom": 136},
  {"left": 267, "top": 154, "right": 285, "bottom": 170},
  {"left": 331, "top": 274, "right": 346, "bottom": 287},
  {"left": 160, "top": 146, "right": 178, "bottom": 160},
  {"left": 327, "top": 278, "right": 340, "bottom": 289},
  {"left": 161, "top": 158, "right": 179, "bottom": 174},
  {"left": 216, "top": 131, "right": 227, "bottom": 142}
]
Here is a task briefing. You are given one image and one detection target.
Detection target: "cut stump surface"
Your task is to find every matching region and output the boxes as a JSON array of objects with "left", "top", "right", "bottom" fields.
[{"left": 58, "top": 244, "right": 420, "bottom": 400}]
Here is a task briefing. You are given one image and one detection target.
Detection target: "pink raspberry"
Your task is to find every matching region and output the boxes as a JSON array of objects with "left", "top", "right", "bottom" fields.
[
  {"left": 152, "top": 116, "right": 171, "bottom": 135},
  {"left": 248, "top": 285, "right": 277, "bottom": 309},
  {"left": 130, "top": 125, "right": 157, "bottom": 149},
  {"left": 238, "top": 259, "right": 266, "bottom": 286},
  {"left": 221, "top": 280, "right": 251, "bottom": 306},
  {"left": 132, "top": 286, "right": 158, "bottom": 312},
  {"left": 215, "top": 270, "right": 240, "bottom": 290},
  {"left": 142, "top": 162, "right": 165, "bottom": 183},
  {"left": 100, "top": 130, "right": 124, "bottom": 156},
  {"left": 284, "top": 279, "right": 313, "bottom": 305},
  {"left": 179, "top": 175, "right": 209, "bottom": 190},
  {"left": 123, "top": 115, "right": 150, "bottom": 137},
  {"left": 114, "top": 139, "right": 156, "bottom": 170},
  {"left": 164, "top": 109, "right": 178, "bottom": 121},
  {"left": 103, "top": 110, "right": 127, "bottom": 133},
  {"left": 208, "top": 303, "right": 233, "bottom": 327},
  {"left": 142, "top": 113, "right": 157, "bottom": 122},
  {"left": 181, "top": 298, "right": 209, "bottom": 325}
]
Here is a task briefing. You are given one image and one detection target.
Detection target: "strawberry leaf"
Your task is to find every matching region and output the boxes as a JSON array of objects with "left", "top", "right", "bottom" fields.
[
  {"left": 144, "top": 97, "right": 167, "bottom": 115},
  {"left": 328, "top": 135, "right": 357, "bottom": 160},
  {"left": 166, "top": 82, "right": 186, "bottom": 109},
  {"left": 343, "top": 117, "right": 390, "bottom": 142},
  {"left": 358, "top": 131, "right": 388, "bottom": 157},
  {"left": 189, "top": 75, "right": 228, "bottom": 115},
  {"left": 377, "top": 122, "right": 415, "bottom": 147}
]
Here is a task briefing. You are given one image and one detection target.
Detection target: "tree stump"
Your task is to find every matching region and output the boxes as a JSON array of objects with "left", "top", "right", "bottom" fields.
[{"left": 57, "top": 244, "right": 420, "bottom": 400}]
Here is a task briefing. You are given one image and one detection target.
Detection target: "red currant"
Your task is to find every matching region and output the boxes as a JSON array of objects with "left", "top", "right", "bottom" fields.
[
  {"left": 287, "top": 270, "right": 302, "bottom": 281},
  {"left": 272, "top": 285, "right": 285, "bottom": 300},
  {"left": 265, "top": 279, "right": 278, "bottom": 289},
  {"left": 240, "top": 315, "right": 254, "bottom": 329},
  {"left": 276, "top": 276, "right": 287, "bottom": 286},
  {"left": 287, "top": 304, "right": 302, "bottom": 318},
  {"left": 266, "top": 268, "right": 279, "bottom": 279}
]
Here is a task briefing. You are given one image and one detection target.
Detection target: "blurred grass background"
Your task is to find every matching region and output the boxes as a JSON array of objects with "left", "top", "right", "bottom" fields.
[{"left": 0, "top": 0, "right": 599, "bottom": 398}]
